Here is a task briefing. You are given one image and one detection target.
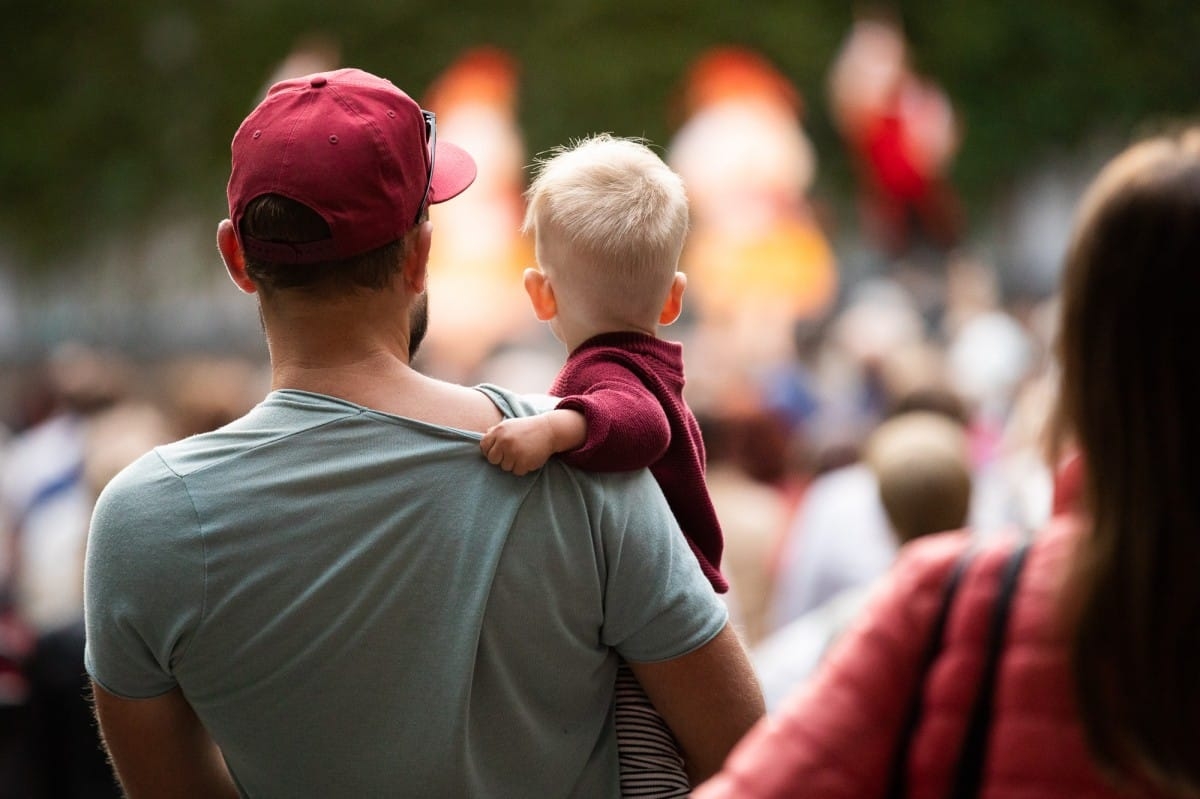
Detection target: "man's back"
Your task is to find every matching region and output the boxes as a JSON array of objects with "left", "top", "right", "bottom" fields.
[{"left": 85, "top": 386, "right": 727, "bottom": 798}]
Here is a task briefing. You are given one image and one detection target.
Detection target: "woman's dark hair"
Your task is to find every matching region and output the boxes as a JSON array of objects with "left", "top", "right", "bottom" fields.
[
  {"left": 1056, "top": 129, "right": 1200, "bottom": 794},
  {"left": 239, "top": 194, "right": 410, "bottom": 293}
]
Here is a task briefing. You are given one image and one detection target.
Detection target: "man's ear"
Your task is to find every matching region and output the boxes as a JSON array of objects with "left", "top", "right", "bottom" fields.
[
  {"left": 402, "top": 221, "right": 433, "bottom": 295},
  {"left": 217, "top": 220, "right": 257, "bottom": 295},
  {"left": 523, "top": 267, "right": 558, "bottom": 322},
  {"left": 658, "top": 272, "right": 687, "bottom": 326}
]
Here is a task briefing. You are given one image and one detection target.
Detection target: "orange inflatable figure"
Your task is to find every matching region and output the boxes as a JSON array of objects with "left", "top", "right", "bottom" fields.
[
  {"left": 420, "top": 48, "right": 536, "bottom": 382},
  {"left": 669, "top": 48, "right": 838, "bottom": 370}
]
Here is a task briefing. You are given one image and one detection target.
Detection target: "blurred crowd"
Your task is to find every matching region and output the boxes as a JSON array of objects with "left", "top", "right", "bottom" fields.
[
  {"left": 0, "top": 346, "right": 268, "bottom": 796},
  {"left": 0, "top": 16, "right": 1073, "bottom": 797}
]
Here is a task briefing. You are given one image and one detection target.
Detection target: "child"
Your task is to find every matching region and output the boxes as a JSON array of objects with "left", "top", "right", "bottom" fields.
[
  {"left": 754, "top": 408, "right": 973, "bottom": 710},
  {"left": 865, "top": 409, "right": 972, "bottom": 547},
  {"left": 479, "top": 134, "right": 726, "bottom": 795}
]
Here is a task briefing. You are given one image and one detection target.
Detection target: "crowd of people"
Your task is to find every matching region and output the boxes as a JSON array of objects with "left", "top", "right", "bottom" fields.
[{"left": 0, "top": 18, "right": 1196, "bottom": 799}]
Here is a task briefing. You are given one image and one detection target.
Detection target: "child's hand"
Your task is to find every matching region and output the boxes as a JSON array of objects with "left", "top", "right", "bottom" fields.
[{"left": 480, "top": 416, "right": 560, "bottom": 476}]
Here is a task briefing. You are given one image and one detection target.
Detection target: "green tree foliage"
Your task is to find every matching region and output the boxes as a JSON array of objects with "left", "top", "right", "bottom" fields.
[{"left": 1, "top": 0, "right": 1197, "bottom": 270}]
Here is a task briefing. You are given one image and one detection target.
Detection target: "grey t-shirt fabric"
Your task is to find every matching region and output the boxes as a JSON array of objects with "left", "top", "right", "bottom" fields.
[{"left": 84, "top": 386, "right": 727, "bottom": 798}]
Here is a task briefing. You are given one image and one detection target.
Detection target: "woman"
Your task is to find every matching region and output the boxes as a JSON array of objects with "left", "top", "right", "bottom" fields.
[{"left": 696, "top": 130, "right": 1200, "bottom": 798}]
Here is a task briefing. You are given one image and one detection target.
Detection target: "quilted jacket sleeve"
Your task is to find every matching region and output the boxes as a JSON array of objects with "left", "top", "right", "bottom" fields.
[{"left": 696, "top": 532, "right": 968, "bottom": 799}]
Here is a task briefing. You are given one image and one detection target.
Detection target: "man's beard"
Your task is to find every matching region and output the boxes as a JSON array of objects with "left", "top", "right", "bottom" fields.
[
  {"left": 254, "top": 292, "right": 429, "bottom": 363},
  {"left": 409, "top": 291, "right": 429, "bottom": 361}
]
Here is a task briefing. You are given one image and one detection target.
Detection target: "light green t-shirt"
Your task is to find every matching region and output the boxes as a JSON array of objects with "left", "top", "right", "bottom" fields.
[{"left": 84, "top": 387, "right": 726, "bottom": 798}]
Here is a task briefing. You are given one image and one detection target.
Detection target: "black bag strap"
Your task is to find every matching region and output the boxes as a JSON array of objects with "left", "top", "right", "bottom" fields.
[
  {"left": 886, "top": 539, "right": 1032, "bottom": 799},
  {"left": 885, "top": 545, "right": 976, "bottom": 799},
  {"left": 947, "top": 540, "right": 1031, "bottom": 799}
]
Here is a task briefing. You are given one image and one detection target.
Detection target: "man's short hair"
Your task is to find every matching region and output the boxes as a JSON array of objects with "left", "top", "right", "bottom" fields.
[
  {"left": 240, "top": 194, "right": 410, "bottom": 293},
  {"left": 523, "top": 135, "right": 690, "bottom": 324}
]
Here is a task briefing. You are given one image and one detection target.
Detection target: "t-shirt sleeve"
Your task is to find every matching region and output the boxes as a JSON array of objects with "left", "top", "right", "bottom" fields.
[
  {"left": 595, "top": 471, "right": 727, "bottom": 662},
  {"left": 84, "top": 452, "right": 206, "bottom": 699}
]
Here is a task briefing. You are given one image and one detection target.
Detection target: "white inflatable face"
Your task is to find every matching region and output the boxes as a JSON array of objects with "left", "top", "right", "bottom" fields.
[
  {"left": 438, "top": 102, "right": 524, "bottom": 197},
  {"left": 669, "top": 99, "right": 815, "bottom": 234}
]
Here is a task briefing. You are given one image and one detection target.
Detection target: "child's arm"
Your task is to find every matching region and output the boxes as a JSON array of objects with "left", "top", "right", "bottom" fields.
[
  {"left": 480, "top": 409, "right": 587, "bottom": 476},
  {"left": 555, "top": 373, "right": 672, "bottom": 472}
]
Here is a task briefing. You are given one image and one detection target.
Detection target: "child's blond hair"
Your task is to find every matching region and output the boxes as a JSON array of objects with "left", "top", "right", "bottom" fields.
[{"left": 523, "top": 134, "right": 689, "bottom": 327}]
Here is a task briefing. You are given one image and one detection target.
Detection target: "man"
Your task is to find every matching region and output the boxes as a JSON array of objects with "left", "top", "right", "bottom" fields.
[{"left": 83, "top": 68, "right": 763, "bottom": 798}]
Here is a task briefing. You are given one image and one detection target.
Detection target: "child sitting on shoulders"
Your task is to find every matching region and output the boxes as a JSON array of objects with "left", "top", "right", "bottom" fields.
[
  {"left": 480, "top": 134, "right": 727, "bottom": 796},
  {"left": 480, "top": 133, "right": 726, "bottom": 593}
]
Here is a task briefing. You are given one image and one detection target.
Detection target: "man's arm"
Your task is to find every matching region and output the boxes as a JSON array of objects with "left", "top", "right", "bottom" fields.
[
  {"left": 629, "top": 622, "right": 765, "bottom": 783},
  {"left": 92, "top": 682, "right": 239, "bottom": 799}
]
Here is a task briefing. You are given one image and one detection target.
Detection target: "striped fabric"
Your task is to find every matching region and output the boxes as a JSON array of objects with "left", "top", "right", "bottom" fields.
[{"left": 615, "top": 660, "right": 691, "bottom": 798}]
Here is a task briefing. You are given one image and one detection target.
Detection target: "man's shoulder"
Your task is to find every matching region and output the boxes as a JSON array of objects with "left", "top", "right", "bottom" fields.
[
  {"left": 151, "top": 391, "right": 360, "bottom": 478},
  {"left": 90, "top": 448, "right": 198, "bottom": 551},
  {"left": 476, "top": 382, "right": 673, "bottom": 506},
  {"left": 474, "top": 383, "right": 558, "bottom": 418}
]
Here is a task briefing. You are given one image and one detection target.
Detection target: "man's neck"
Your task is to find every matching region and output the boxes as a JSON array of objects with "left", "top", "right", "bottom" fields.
[
  {"left": 268, "top": 346, "right": 502, "bottom": 433},
  {"left": 264, "top": 328, "right": 503, "bottom": 435},
  {"left": 270, "top": 349, "right": 413, "bottom": 403},
  {"left": 261, "top": 287, "right": 418, "bottom": 401}
]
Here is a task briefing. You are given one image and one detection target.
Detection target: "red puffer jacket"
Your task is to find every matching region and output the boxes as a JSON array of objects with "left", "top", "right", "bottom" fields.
[{"left": 697, "top": 516, "right": 1174, "bottom": 799}]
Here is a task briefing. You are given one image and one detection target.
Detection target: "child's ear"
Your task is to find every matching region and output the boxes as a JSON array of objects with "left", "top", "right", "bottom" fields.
[
  {"left": 658, "top": 272, "right": 687, "bottom": 326},
  {"left": 523, "top": 267, "right": 558, "bottom": 322}
]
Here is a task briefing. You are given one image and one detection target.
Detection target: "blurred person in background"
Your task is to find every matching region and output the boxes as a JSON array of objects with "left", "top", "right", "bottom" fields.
[
  {"left": 754, "top": 409, "right": 971, "bottom": 711},
  {"left": 84, "top": 68, "right": 761, "bottom": 798},
  {"left": 0, "top": 345, "right": 133, "bottom": 797},
  {"left": 828, "top": 12, "right": 963, "bottom": 264},
  {"left": 765, "top": 269, "right": 1046, "bottom": 637},
  {"left": 763, "top": 282, "right": 937, "bottom": 633},
  {"left": 827, "top": 12, "right": 963, "bottom": 331},
  {"left": 156, "top": 355, "right": 267, "bottom": 440},
  {"left": 698, "top": 400, "right": 799, "bottom": 649},
  {"left": 0, "top": 344, "right": 133, "bottom": 634},
  {"left": 944, "top": 307, "right": 1049, "bottom": 533},
  {"left": 696, "top": 129, "right": 1200, "bottom": 798},
  {"left": 26, "top": 401, "right": 173, "bottom": 799}
]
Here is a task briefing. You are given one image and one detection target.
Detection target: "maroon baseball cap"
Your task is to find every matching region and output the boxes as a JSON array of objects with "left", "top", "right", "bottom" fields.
[{"left": 227, "top": 68, "right": 477, "bottom": 264}]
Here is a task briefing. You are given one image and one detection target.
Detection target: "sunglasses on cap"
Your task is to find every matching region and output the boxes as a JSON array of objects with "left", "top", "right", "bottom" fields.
[{"left": 413, "top": 110, "right": 436, "bottom": 226}]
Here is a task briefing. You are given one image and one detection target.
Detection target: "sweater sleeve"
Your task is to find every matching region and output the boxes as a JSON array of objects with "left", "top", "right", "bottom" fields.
[
  {"left": 695, "top": 532, "right": 969, "bottom": 799},
  {"left": 556, "top": 368, "right": 671, "bottom": 472}
]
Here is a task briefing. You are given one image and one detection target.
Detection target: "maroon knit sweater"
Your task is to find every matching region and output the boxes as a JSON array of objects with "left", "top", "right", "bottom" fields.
[{"left": 552, "top": 331, "right": 727, "bottom": 593}]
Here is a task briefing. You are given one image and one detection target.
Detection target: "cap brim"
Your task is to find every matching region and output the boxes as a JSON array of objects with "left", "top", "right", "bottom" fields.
[{"left": 428, "top": 141, "right": 477, "bottom": 204}]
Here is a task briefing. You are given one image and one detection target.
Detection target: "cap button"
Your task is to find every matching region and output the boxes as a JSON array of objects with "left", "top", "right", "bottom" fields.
[{"left": 310, "top": 76, "right": 328, "bottom": 88}]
